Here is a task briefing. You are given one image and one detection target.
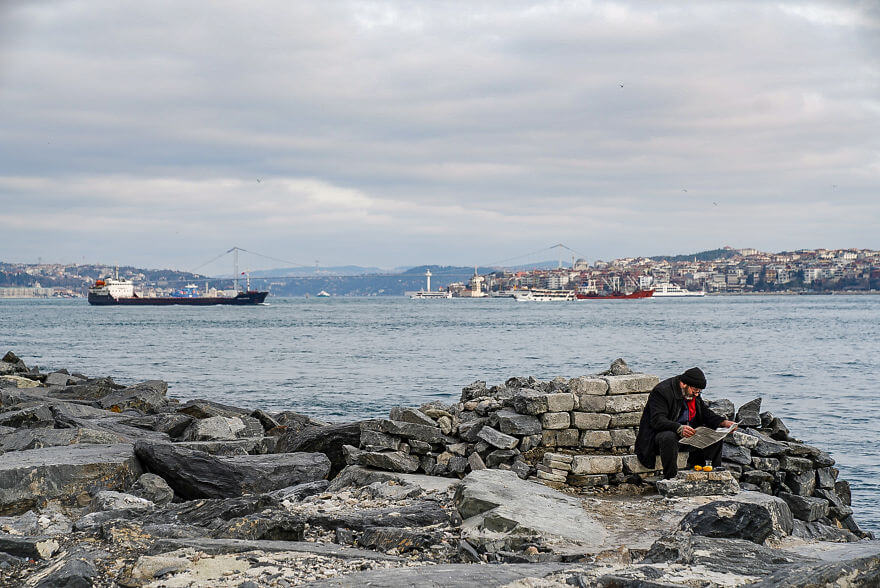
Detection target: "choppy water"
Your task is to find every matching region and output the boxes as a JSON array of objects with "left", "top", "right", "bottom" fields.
[{"left": 2, "top": 295, "right": 878, "bottom": 531}]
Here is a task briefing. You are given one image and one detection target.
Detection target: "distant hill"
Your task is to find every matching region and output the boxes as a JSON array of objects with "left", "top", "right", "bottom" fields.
[
  {"left": 648, "top": 248, "right": 739, "bottom": 263},
  {"left": 246, "top": 265, "right": 387, "bottom": 278}
]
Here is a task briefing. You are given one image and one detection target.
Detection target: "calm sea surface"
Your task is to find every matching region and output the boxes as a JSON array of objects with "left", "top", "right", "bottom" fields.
[{"left": 2, "top": 295, "right": 878, "bottom": 531}]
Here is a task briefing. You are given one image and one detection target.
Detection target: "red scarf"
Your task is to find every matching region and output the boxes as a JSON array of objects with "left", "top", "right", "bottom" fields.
[{"left": 687, "top": 397, "right": 697, "bottom": 421}]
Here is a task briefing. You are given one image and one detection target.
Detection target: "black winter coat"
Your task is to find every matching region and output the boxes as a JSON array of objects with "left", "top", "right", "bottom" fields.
[{"left": 634, "top": 376, "right": 724, "bottom": 469}]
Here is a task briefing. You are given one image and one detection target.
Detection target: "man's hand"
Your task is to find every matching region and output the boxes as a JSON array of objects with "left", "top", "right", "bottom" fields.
[
  {"left": 720, "top": 420, "right": 738, "bottom": 431},
  {"left": 679, "top": 425, "right": 696, "bottom": 438}
]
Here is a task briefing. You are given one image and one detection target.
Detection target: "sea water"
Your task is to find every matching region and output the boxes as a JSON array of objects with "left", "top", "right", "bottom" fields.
[{"left": 2, "top": 295, "right": 878, "bottom": 531}]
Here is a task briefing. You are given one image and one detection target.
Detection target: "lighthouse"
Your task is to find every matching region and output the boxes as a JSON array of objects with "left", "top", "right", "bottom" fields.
[{"left": 425, "top": 269, "right": 432, "bottom": 292}]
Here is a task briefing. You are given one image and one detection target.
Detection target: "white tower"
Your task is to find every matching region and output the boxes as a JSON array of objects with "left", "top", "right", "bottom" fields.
[{"left": 425, "top": 269, "right": 432, "bottom": 292}]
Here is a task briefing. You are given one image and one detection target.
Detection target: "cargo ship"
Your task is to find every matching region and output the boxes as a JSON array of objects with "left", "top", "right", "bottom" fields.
[{"left": 87, "top": 276, "right": 268, "bottom": 306}]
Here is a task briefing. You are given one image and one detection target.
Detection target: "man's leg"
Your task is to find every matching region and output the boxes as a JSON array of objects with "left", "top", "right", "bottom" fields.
[
  {"left": 655, "top": 431, "right": 680, "bottom": 479},
  {"left": 686, "top": 441, "right": 723, "bottom": 468}
]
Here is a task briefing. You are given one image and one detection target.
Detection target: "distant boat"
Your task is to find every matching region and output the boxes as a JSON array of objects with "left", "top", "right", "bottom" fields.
[
  {"left": 316, "top": 290, "right": 331, "bottom": 297},
  {"left": 514, "top": 289, "right": 576, "bottom": 301},
  {"left": 409, "top": 269, "right": 452, "bottom": 299},
  {"left": 575, "top": 289, "right": 654, "bottom": 300},
  {"left": 410, "top": 290, "right": 453, "bottom": 299},
  {"left": 651, "top": 283, "right": 705, "bottom": 297}
]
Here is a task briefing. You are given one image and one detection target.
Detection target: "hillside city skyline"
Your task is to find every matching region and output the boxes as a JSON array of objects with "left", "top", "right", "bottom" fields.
[{"left": 2, "top": 245, "right": 878, "bottom": 298}]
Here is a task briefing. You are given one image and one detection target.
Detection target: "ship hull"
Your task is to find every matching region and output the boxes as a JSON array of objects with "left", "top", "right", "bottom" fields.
[
  {"left": 576, "top": 289, "right": 654, "bottom": 300},
  {"left": 88, "top": 291, "right": 268, "bottom": 306}
]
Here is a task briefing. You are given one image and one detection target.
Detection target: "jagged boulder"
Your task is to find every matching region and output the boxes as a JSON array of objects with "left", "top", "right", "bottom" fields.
[
  {"left": 0, "top": 443, "right": 143, "bottom": 515},
  {"left": 98, "top": 380, "right": 168, "bottom": 413},
  {"left": 679, "top": 500, "right": 775, "bottom": 544},
  {"left": 275, "top": 422, "right": 362, "bottom": 477},
  {"left": 134, "top": 440, "right": 330, "bottom": 499}
]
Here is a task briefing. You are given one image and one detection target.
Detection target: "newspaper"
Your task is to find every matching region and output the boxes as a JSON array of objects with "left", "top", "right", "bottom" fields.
[{"left": 679, "top": 423, "right": 738, "bottom": 449}]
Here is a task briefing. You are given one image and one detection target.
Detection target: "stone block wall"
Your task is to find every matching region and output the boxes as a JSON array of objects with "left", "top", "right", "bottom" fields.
[{"left": 343, "top": 369, "right": 659, "bottom": 482}]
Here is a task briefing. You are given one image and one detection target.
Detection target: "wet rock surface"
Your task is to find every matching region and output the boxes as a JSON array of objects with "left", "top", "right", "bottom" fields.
[{"left": 0, "top": 353, "right": 877, "bottom": 586}]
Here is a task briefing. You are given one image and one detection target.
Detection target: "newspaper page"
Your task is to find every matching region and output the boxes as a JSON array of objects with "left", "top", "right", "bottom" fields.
[{"left": 679, "top": 423, "right": 738, "bottom": 450}]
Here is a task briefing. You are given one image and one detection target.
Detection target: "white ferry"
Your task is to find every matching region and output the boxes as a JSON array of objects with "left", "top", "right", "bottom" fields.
[
  {"left": 408, "top": 269, "right": 452, "bottom": 299},
  {"left": 651, "top": 283, "right": 706, "bottom": 297},
  {"left": 513, "top": 288, "right": 576, "bottom": 302}
]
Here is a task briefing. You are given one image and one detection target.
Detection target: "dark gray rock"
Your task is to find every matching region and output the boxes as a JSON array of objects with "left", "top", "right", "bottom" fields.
[
  {"left": 751, "top": 549, "right": 880, "bottom": 587},
  {"left": 785, "top": 470, "right": 816, "bottom": 496},
  {"left": 458, "top": 419, "right": 486, "bottom": 442},
  {"left": 705, "top": 398, "right": 735, "bottom": 420},
  {"left": 130, "top": 473, "right": 174, "bottom": 506},
  {"left": 816, "top": 466, "right": 837, "bottom": 489},
  {"left": 493, "top": 410, "right": 542, "bottom": 436},
  {"left": 134, "top": 440, "right": 330, "bottom": 499},
  {"left": 476, "top": 426, "right": 518, "bottom": 450},
  {"left": 276, "top": 421, "right": 362, "bottom": 477},
  {"left": 34, "top": 556, "right": 98, "bottom": 588},
  {"left": 601, "top": 358, "right": 634, "bottom": 376},
  {"left": 735, "top": 398, "right": 762, "bottom": 427},
  {"left": 761, "top": 414, "right": 790, "bottom": 441},
  {"left": 367, "top": 419, "right": 449, "bottom": 444},
  {"left": 510, "top": 389, "right": 548, "bottom": 415},
  {"left": 485, "top": 449, "right": 519, "bottom": 468},
  {"left": 778, "top": 492, "right": 829, "bottom": 522},
  {"left": 721, "top": 443, "right": 752, "bottom": 466},
  {"left": 835, "top": 480, "right": 852, "bottom": 506},
  {"left": 267, "top": 480, "right": 330, "bottom": 502},
  {"left": 791, "top": 520, "right": 859, "bottom": 542},
  {"left": 273, "top": 410, "right": 328, "bottom": 435},
  {"left": 0, "top": 533, "right": 60, "bottom": 559},
  {"left": 174, "top": 438, "right": 267, "bottom": 456},
  {"left": 177, "top": 399, "right": 250, "bottom": 420},
  {"left": 0, "top": 427, "right": 123, "bottom": 451},
  {"left": 460, "top": 380, "right": 488, "bottom": 402},
  {"left": 357, "top": 450, "right": 420, "bottom": 473},
  {"left": 250, "top": 409, "right": 281, "bottom": 432},
  {"left": 751, "top": 457, "right": 780, "bottom": 472},
  {"left": 642, "top": 531, "right": 813, "bottom": 577},
  {"left": 814, "top": 488, "right": 853, "bottom": 519},
  {"left": 360, "top": 429, "right": 401, "bottom": 452},
  {"left": 679, "top": 500, "right": 774, "bottom": 543},
  {"left": 156, "top": 494, "right": 282, "bottom": 527},
  {"left": 98, "top": 380, "right": 168, "bottom": 413},
  {"left": 0, "top": 443, "right": 143, "bottom": 516},
  {"left": 0, "top": 404, "right": 54, "bottom": 429},
  {"left": 389, "top": 407, "right": 437, "bottom": 427},
  {"left": 778, "top": 455, "right": 813, "bottom": 473},
  {"left": 357, "top": 526, "right": 443, "bottom": 553},
  {"left": 47, "top": 377, "right": 123, "bottom": 401},
  {"left": 179, "top": 415, "right": 264, "bottom": 442},
  {"left": 211, "top": 512, "right": 305, "bottom": 541},
  {"left": 307, "top": 501, "right": 453, "bottom": 531},
  {"left": 745, "top": 429, "right": 788, "bottom": 457},
  {"left": 88, "top": 490, "right": 154, "bottom": 513}
]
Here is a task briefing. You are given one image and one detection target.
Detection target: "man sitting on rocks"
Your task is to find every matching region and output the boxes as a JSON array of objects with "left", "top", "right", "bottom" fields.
[{"left": 635, "top": 367, "right": 737, "bottom": 479}]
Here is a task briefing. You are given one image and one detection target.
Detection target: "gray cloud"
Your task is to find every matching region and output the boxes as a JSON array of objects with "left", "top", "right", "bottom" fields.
[{"left": 1, "top": 1, "right": 877, "bottom": 269}]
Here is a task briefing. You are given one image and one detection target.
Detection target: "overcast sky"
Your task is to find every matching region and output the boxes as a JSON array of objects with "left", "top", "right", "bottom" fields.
[{"left": 1, "top": 1, "right": 877, "bottom": 272}]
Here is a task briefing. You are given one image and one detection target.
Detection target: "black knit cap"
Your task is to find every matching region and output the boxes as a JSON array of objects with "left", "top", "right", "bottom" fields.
[{"left": 680, "top": 367, "right": 707, "bottom": 389}]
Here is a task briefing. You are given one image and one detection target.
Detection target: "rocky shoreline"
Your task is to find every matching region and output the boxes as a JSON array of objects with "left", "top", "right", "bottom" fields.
[{"left": 1, "top": 351, "right": 878, "bottom": 587}]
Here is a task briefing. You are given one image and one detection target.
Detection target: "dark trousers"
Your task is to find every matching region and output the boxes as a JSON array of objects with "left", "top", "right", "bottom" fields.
[{"left": 655, "top": 430, "right": 723, "bottom": 479}]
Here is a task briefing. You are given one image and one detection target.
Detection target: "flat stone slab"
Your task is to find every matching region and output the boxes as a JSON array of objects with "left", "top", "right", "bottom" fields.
[
  {"left": 0, "top": 443, "right": 143, "bottom": 515},
  {"left": 455, "top": 469, "right": 607, "bottom": 549},
  {"left": 301, "top": 562, "right": 573, "bottom": 587},
  {"left": 148, "top": 537, "right": 404, "bottom": 561}
]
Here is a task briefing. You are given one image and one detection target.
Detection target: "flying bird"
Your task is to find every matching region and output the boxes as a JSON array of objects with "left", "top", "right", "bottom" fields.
[
  {"left": 681, "top": 188, "right": 688, "bottom": 192},
  {"left": 619, "top": 83, "right": 624, "bottom": 88},
  {"left": 256, "top": 178, "right": 262, "bottom": 183},
  {"left": 713, "top": 202, "right": 718, "bottom": 206}
]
